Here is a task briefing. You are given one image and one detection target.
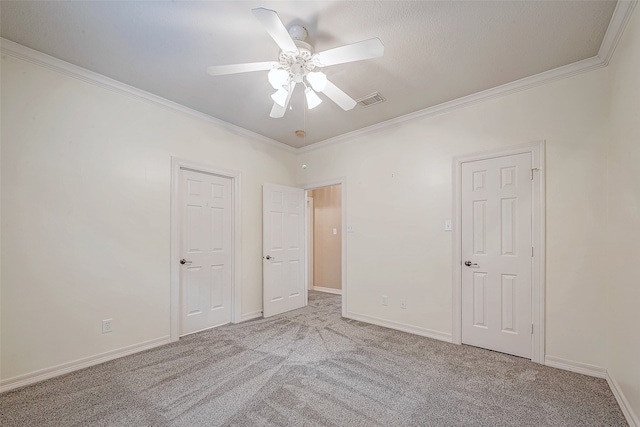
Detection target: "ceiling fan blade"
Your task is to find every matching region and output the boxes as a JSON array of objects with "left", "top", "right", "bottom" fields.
[
  {"left": 270, "top": 102, "right": 286, "bottom": 118},
  {"left": 283, "top": 81, "right": 296, "bottom": 108},
  {"left": 315, "top": 38, "right": 384, "bottom": 67},
  {"left": 321, "top": 80, "right": 357, "bottom": 111},
  {"left": 206, "top": 61, "right": 278, "bottom": 76},
  {"left": 252, "top": 8, "right": 298, "bottom": 54}
]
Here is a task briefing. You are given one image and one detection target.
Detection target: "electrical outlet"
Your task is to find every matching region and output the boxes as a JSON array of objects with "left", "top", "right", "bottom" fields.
[
  {"left": 102, "top": 319, "right": 112, "bottom": 334},
  {"left": 400, "top": 299, "right": 407, "bottom": 309},
  {"left": 382, "top": 295, "right": 388, "bottom": 306}
]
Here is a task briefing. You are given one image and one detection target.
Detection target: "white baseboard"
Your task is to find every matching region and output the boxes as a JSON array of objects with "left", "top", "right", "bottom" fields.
[
  {"left": 544, "top": 355, "right": 607, "bottom": 378},
  {"left": 311, "top": 286, "right": 342, "bottom": 295},
  {"left": 0, "top": 336, "right": 171, "bottom": 393},
  {"left": 607, "top": 371, "right": 639, "bottom": 427},
  {"left": 241, "top": 311, "right": 263, "bottom": 322},
  {"left": 345, "top": 311, "right": 452, "bottom": 343}
]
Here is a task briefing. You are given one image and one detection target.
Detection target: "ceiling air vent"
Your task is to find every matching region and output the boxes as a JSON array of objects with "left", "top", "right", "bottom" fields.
[{"left": 356, "top": 92, "right": 385, "bottom": 108}]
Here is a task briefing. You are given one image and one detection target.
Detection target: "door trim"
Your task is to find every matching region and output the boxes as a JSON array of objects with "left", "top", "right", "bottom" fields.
[
  {"left": 452, "top": 141, "right": 545, "bottom": 363},
  {"left": 170, "top": 157, "right": 242, "bottom": 341},
  {"left": 301, "top": 177, "right": 347, "bottom": 317},
  {"left": 306, "top": 196, "right": 314, "bottom": 291}
]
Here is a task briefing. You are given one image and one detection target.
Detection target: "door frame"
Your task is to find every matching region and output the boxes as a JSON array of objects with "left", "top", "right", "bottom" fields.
[
  {"left": 451, "top": 141, "right": 545, "bottom": 363},
  {"left": 170, "top": 157, "right": 242, "bottom": 341},
  {"left": 306, "top": 196, "right": 314, "bottom": 291},
  {"left": 301, "top": 177, "right": 347, "bottom": 317}
]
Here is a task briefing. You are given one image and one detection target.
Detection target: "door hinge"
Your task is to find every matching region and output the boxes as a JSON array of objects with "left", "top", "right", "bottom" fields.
[
  {"left": 531, "top": 246, "right": 534, "bottom": 257},
  {"left": 531, "top": 324, "right": 534, "bottom": 335},
  {"left": 531, "top": 167, "right": 540, "bottom": 180}
]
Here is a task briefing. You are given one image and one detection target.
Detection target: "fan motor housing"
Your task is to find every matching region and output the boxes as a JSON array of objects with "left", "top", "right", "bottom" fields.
[{"left": 279, "top": 40, "right": 316, "bottom": 82}]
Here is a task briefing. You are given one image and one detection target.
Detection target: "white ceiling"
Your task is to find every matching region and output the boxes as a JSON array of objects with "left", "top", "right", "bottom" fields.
[{"left": 0, "top": 1, "right": 618, "bottom": 148}]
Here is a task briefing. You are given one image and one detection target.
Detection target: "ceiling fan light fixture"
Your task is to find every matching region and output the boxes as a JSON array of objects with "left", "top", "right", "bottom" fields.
[
  {"left": 271, "top": 87, "right": 289, "bottom": 107},
  {"left": 305, "top": 87, "right": 322, "bottom": 109},
  {"left": 268, "top": 68, "right": 289, "bottom": 90},
  {"left": 306, "top": 71, "right": 327, "bottom": 92},
  {"left": 207, "top": 8, "right": 383, "bottom": 119}
]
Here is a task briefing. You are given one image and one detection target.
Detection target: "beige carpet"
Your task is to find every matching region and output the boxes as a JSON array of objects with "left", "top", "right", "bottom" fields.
[{"left": 0, "top": 291, "right": 627, "bottom": 426}]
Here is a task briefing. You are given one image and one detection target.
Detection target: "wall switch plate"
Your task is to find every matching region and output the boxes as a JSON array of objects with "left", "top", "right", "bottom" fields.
[
  {"left": 333, "top": 228, "right": 337, "bottom": 235},
  {"left": 382, "top": 295, "right": 388, "bottom": 306},
  {"left": 102, "top": 319, "right": 112, "bottom": 334},
  {"left": 400, "top": 299, "right": 407, "bottom": 309},
  {"left": 444, "top": 220, "right": 452, "bottom": 231}
]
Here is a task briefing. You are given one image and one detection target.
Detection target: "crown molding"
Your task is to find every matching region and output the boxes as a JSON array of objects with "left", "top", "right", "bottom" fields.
[
  {"left": 298, "top": 56, "right": 604, "bottom": 153},
  {"left": 598, "top": 0, "right": 637, "bottom": 66},
  {"left": 299, "top": 0, "right": 637, "bottom": 154},
  {"left": 3, "top": 0, "right": 636, "bottom": 156},
  {"left": 0, "top": 38, "right": 296, "bottom": 154}
]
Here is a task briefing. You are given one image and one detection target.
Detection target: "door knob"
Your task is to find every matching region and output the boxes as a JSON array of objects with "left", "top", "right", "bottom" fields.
[
  {"left": 464, "top": 261, "right": 478, "bottom": 267},
  {"left": 180, "top": 258, "right": 192, "bottom": 265},
  {"left": 265, "top": 255, "right": 273, "bottom": 260}
]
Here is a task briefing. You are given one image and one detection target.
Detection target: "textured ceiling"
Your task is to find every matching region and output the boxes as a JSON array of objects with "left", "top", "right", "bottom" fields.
[{"left": 0, "top": 1, "right": 618, "bottom": 148}]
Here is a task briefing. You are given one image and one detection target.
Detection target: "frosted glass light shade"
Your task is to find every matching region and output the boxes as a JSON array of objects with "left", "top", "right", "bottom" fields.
[
  {"left": 305, "top": 87, "right": 322, "bottom": 109},
  {"left": 306, "top": 71, "right": 327, "bottom": 92},
  {"left": 271, "top": 87, "right": 289, "bottom": 107},
  {"left": 268, "top": 68, "right": 289, "bottom": 90}
]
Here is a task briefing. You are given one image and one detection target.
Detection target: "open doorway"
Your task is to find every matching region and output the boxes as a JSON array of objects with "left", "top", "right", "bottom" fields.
[{"left": 306, "top": 184, "right": 343, "bottom": 303}]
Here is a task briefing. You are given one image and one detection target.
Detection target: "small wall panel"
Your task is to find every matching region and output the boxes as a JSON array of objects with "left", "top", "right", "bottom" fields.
[
  {"left": 501, "top": 274, "right": 517, "bottom": 333},
  {"left": 270, "top": 212, "right": 283, "bottom": 250},
  {"left": 289, "top": 260, "right": 301, "bottom": 298},
  {"left": 210, "top": 264, "right": 224, "bottom": 310},
  {"left": 211, "top": 183, "right": 224, "bottom": 199},
  {"left": 187, "top": 205, "right": 202, "bottom": 252},
  {"left": 288, "top": 193, "right": 300, "bottom": 210},
  {"left": 473, "top": 201, "right": 487, "bottom": 255},
  {"left": 501, "top": 167, "right": 517, "bottom": 189},
  {"left": 187, "top": 179, "right": 202, "bottom": 196},
  {"left": 270, "top": 261, "right": 284, "bottom": 302},
  {"left": 473, "top": 272, "right": 488, "bottom": 327},
  {"left": 211, "top": 207, "right": 224, "bottom": 251},
  {"left": 271, "top": 190, "right": 283, "bottom": 205},
  {"left": 288, "top": 213, "right": 300, "bottom": 249},
  {"left": 501, "top": 198, "right": 517, "bottom": 256},
  {"left": 186, "top": 267, "right": 202, "bottom": 315},
  {"left": 473, "top": 170, "right": 486, "bottom": 191}
]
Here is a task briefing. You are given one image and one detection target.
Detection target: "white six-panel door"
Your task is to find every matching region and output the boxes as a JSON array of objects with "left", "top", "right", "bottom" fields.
[
  {"left": 180, "top": 169, "right": 232, "bottom": 335},
  {"left": 263, "top": 183, "right": 306, "bottom": 318},
  {"left": 461, "top": 153, "right": 532, "bottom": 358}
]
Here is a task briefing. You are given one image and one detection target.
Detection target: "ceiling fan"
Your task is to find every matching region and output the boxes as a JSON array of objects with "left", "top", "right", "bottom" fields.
[{"left": 206, "top": 7, "right": 384, "bottom": 118}]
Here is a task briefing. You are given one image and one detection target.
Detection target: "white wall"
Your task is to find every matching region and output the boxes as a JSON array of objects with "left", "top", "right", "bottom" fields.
[
  {"left": 0, "top": 54, "right": 297, "bottom": 381},
  {"left": 607, "top": 6, "right": 640, "bottom": 423},
  {"left": 298, "top": 68, "right": 612, "bottom": 368}
]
